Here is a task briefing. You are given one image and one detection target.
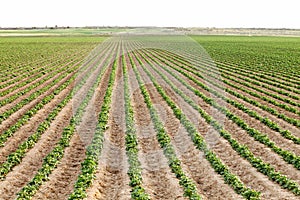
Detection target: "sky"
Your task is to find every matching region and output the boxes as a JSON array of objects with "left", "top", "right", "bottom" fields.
[{"left": 0, "top": 0, "right": 299, "bottom": 28}]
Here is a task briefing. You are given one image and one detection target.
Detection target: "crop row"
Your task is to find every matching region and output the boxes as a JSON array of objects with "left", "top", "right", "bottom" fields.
[
  {"left": 158, "top": 47, "right": 300, "bottom": 98},
  {"left": 222, "top": 76, "right": 300, "bottom": 115},
  {"left": 0, "top": 43, "right": 117, "bottom": 181},
  {"left": 0, "top": 60, "right": 81, "bottom": 110},
  {"left": 136, "top": 48, "right": 300, "bottom": 196},
  {"left": 155, "top": 49, "right": 300, "bottom": 131},
  {"left": 68, "top": 42, "right": 120, "bottom": 199},
  {"left": 216, "top": 61, "right": 299, "bottom": 85},
  {"left": 0, "top": 50, "right": 87, "bottom": 96},
  {"left": 214, "top": 59, "right": 300, "bottom": 85},
  {"left": 0, "top": 72, "right": 78, "bottom": 147},
  {"left": 191, "top": 36, "right": 300, "bottom": 78},
  {"left": 144, "top": 49, "right": 300, "bottom": 168},
  {"left": 129, "top": 50, "right": 203, "bottom": 200},
  {"left": 131, "top": 50, "right": 261, "bottom": 199},
  {"left": 175, "top": 50, "right": 300, "bottom": 91},
  {"left": 0, "top": 37, "right": 104, "bottom": 77},
  {"left": 214, "top": 61, "right": 300, "bottom": 94},
  {"left": 0, "top": 47, "right": 88, "bottom": 85},
  {"left": 151, "top": 50, "right": 300, "bottom": 143},
  {"left": 0, "top": 63, "right": 77, "bottom": 123},
  {"left": 1, "top": 39, "right": 110, "bottom": 87},
  {"left": 0, "top": 78, "right": 73, "bottom": 181},
  {"left": 155, "top": 49, "right": 300, "bottom": 116},
  {"left": 122, "top": 53, "right": 150, "bottom": 199},
  {"left": 151, "top": 49, "right": 300, "bottom": 128},
  {"left": 178, "top": 53, "right": 300, "bottom": 98},
  {"left": 17, "top": 41, "right": 116, "bottom": 200},
  {"left": 0, "top": 44, "right": 109, "bottom": 119},
  {"left": 0, "top": 50, "right": 85, "bottom": 88}
]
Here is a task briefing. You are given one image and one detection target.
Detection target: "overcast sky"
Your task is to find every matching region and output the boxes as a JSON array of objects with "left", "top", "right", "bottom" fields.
[{"left": 0, "top": 0, "right": 299, "bottom": 28}]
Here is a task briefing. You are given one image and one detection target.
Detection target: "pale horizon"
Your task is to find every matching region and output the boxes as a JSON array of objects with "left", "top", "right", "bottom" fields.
[{"left": 1, "top": 0, "right": 299, "bottom": 29}]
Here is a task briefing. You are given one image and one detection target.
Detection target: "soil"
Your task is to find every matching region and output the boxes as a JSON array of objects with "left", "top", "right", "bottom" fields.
[
  {"left": 137, "top": 49, "right": 298, "bottom": 199},
  {"left": 85, "top": 50, "right": 131, "bottom": 200},
  {"left": 0, "top": 100, "right": 73, "bottom": 199},
  {"left": 128, "top": 53, "right": 187, "bottom": 200},
  {"left": 31, "top": 44, "right": 116, "bottom": 200},
  {"left": 1, "top": 38, "right": 299, "bottom": 200}
]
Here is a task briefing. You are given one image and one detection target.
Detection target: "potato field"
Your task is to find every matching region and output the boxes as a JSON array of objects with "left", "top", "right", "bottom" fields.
[{"left": 0, "top": 35, "right": 299, "bottom": 200}]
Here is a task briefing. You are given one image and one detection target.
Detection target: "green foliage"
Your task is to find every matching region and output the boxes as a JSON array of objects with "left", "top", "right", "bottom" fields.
[
  {"left": 15, "top": 39, "right": 111, "bottom": 200},
  {"left": 122, "top": 53, "right": 150, "bottom": 199},
  {"left": 141, "top": 48, "right": 300, "bottom": 196},
  {"left": 135, "top": 50, "right": 260, "bottom": 199},
  {"left": 68, "top": 48, "right": 119, "bottom": 200},
  {"left": 155, "top": 48, "right": 300, "bottom": 128},
  {"left": 129, "top": 51, "right": 202, "bottom": 200},
  {"left": 191, "top": 36, "right": 300, "bottom": 79}
]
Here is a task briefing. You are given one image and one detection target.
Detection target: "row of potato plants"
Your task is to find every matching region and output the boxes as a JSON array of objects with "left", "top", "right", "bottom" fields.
[
  {"left": 141, "top": 49, "right": 300, "bottom": 195},
  {"left": 68, "top": 43, "right": 120, "bottom": 199},
  {"left": 152, "top": 49, "right": 300, "bottom": 128},
  {"left": 16, "top": 43, "right": 117, "bottom": 200},
  {"left": 0, "top": 56, "right": 49, "bottom": 76},
  {"left": 0, "top": 40, "right": 108, "bottom": 111},
  {"left": 222, "top": 75, "right": 300, "bottom": 114},
  {"left": 0, "top": 38, "right": 97, "bottom": 79},
  {"left": 0, "top": 57, "right": 62, "bottom": 90},
  {"left": 159, "top": 51, "right": 300, "bottom": 144},
  {"left": 207, "top": 66, "right": 300, "bottom": 113},
  {"left": 0, "top": 51, "right": 85, "bottom": 96},
  {"left": 0, "top": 80, "right": 74, "bottom": 181},
  {"left": 151, "top": 37, "right": 300, "bottom": 83},
  {"left": 131, "top": 50, "right": 260, "bottom": 200},
  {"left": 0, "top": 73, "right": 76, "bottom": 146},
  {"left": 212, "top": 56, "right": 300, "bottom": 85},
  {"left": 122, "top": 52, "right": 150, "bottom": 199},
  {"left": 212, "top": 61, "right": 300, "bottom": 95},
  {"left": 3, "top": 42, "right": 100, "bottom": 77},
  {"left": 0, "top": 60, "right": 67, "bottom": 97},
  {"left": 145, "top": 49, "right": 300, "bottom": 168},
  {"left": 0, "top": 47, "right": 60, "bottom": 79},
  {"left": 137, "top": 49, "right": 300, "bottom": 196},
  {"left": 189, "top": 56, "right": 300, "bottom": 100},
  {"left": 0, "top": 62, "right": 78, "bottom": 124},
  {"left": 161, "top": 49, "right": 300, "bottom": 94},
  {"left": 225, "top": 71, "right": 300, "bottom": 100},
  {"left": 155, "top": 49, "right": 300, "bottom": 116},
  {"left": 150, "top": 50, "right": 300, "bottom": 144},
  {"left": 191, "top": 37, "right": 300, "bottom": 79},
  {"left": 0, "top": 60, "right": 81, "bottom": 108},
  {"left": 0, "top": 57, "right": 90, "bottom": 126},
  {"left": 189, "top": 53, "right": 300, "bottom": 91},
  {"left": 212, "top": 59, "right": 300, "bottom": 88},
  {"left": 0, "top": 50, "right": 85, "bottom": 88},
  {"left": 216, "top": 77, "right": 300, "bottom": 127},
  {"left": 0, "top": 43, "right": 116, "bottom": 181},
  {"left": 128, "top": 51, "right": 203, "bottom": 200}
]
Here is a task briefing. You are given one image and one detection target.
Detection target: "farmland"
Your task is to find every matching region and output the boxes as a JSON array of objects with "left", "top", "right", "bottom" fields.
[{"left": 0, "top": 34, "right": 299, "bottom": 200}]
